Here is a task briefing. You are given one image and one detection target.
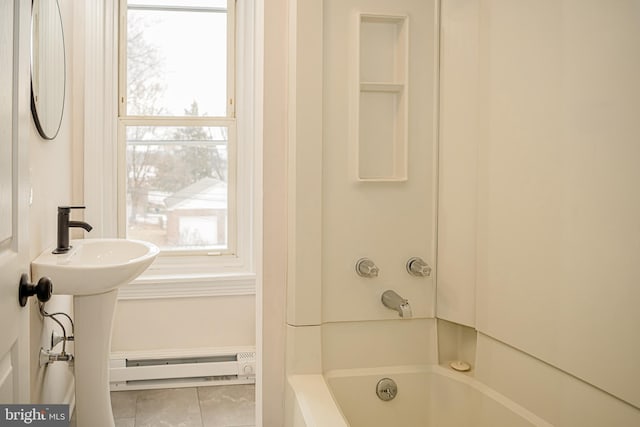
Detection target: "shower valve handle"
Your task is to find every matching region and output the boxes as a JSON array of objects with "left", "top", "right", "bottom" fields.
[
  {"left": 356, "top": 258, "right": 379, "bottom": 278},
  {"left": 407, "top": 257, "right": 432, "bottom": 277}
]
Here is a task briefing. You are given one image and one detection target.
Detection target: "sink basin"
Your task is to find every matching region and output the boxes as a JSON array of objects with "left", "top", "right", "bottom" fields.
[{"left": 32, "top": 238, "right": 159, "bottom": 295}]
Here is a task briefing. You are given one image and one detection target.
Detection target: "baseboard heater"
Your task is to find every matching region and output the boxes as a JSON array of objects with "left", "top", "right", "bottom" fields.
[{"left": 109, "top": 347, "right": 256, "bottom": 391}]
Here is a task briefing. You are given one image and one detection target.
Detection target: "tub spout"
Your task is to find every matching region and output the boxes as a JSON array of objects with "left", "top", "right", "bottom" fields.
[{"left": 381, "top": 290, "right": 412, "bottom": 318}]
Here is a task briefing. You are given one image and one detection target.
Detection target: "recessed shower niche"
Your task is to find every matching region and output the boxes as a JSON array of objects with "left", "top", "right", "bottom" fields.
[{"left": 355, "top": 14, "right": 408, "bottom": 182}]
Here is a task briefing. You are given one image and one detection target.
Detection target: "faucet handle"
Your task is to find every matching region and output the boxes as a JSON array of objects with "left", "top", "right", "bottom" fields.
[
  {"left": 356, "top": 258, "right": 379, "bottom": 278},
  {"left": 406, "top": 257, "right": 432, "bottom": 277}
]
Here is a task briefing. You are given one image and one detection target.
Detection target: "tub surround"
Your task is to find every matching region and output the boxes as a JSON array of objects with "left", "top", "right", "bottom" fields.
[
  {"left": 321, "top": 320, "right": 437, "bottom": 372},
  {"left": 286, "top": 0, "right": 640, "bottom": 425},
  {"left": 319, "top": 0, "right": 437, "bottom": 324},
  {"left": 475, "top": 334, "right": 640, "bottom": 427},
  {"left": 438, "top": 0, "right": 640, "bottom": 410},
  {"left": 284, "top": 0, "right": 439, "bottom": 379},
  {"left": 288, "top": 321, "right": 640, "bottom": 426}
]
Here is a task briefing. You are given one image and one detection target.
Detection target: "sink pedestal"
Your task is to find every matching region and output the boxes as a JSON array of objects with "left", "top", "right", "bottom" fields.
[{"left": 74, "top": 289, "right": 118, "bottom": 427}]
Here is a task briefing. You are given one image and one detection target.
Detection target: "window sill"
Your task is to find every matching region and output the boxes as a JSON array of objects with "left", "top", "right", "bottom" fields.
[{"left": 118, "top": 272, "right": 256, "bottom": 300}]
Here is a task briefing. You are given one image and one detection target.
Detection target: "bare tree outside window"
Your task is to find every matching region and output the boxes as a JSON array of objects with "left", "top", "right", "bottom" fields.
[
  {"left": 126, "top": 14, "right": 166, "bottom": 225},
  {"left": 126, "top": 14, "right": 166, "bottom": 117}
]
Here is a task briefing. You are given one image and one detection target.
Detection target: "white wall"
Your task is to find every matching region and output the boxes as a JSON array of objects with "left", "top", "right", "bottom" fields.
[
  {"left": 28, "top": 0, "right": 77, "bottom": 405},
  {"left": 111, "top": 296, "right": 255, "bottom": 351},
  {"left": 439, "top": 0, "right": 640, "bottom": 417}
]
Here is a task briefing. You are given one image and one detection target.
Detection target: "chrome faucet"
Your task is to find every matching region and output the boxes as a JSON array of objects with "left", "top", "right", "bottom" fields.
[
  {"left": 381, "top": 290, "right": 412, "bottom": 318},
  {"left": 53, "top": 206, "right": 93, "bottom": 254}
]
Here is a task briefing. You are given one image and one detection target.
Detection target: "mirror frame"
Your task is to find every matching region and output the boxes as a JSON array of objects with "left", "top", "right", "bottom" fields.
[{"left": 30, "top": 0, "right": 66, "bottom": 140}]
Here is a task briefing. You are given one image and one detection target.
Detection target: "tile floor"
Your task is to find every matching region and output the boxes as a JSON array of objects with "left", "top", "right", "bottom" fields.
[{"left": 72, "top": 384, "right": 255, "bottom": 427}]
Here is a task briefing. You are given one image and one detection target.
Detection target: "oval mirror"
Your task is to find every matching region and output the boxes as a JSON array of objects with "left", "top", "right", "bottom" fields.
[{"left": 31, "top": 0, "right": 65, "bottom": 140}]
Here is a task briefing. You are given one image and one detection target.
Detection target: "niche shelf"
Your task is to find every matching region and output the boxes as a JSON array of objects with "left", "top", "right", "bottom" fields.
[{"left": 354, "top": 14, "right": 408, "bottom": 182}]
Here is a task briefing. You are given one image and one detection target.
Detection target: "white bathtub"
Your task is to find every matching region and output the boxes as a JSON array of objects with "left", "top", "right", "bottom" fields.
[{"left": 287, "top": 365, "right": 552, "bottom": 427}]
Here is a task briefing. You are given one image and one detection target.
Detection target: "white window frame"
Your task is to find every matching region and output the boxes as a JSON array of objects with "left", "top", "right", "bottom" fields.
[{"left": 81, "top": 0, "right": 258, "bottom": 291}]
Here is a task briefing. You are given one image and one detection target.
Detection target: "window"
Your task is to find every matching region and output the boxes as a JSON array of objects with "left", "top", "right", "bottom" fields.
[{"left": 119, "top": 0, "right": 242, "bottom": 262}]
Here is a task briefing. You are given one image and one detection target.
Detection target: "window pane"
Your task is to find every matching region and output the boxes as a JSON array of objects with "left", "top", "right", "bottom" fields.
[
  {"left": 126, "top": 1, "right": 228, "bottom": 117},
  {"left": 125, "top": 125, "right": 230, "bottom": 251}
]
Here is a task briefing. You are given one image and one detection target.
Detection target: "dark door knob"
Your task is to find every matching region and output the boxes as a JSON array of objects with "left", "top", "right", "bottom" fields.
[{"left": 19, "top": 274, "right": 53, "bottom": 307}]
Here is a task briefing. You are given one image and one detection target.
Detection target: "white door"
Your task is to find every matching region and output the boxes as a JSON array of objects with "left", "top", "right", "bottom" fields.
[{"left": 0, "top": 0, "right": 31, "bottom": 404}]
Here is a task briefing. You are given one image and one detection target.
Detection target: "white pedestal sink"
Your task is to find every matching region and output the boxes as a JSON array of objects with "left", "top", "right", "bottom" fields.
[{"left": 31, "top": 239, "right": 159, "bottom": 427}]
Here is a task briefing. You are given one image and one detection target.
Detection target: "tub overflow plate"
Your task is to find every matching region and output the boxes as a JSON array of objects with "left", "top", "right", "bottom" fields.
[{"left": 376, "top": 378, "right": 398, "bottom": 401}]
